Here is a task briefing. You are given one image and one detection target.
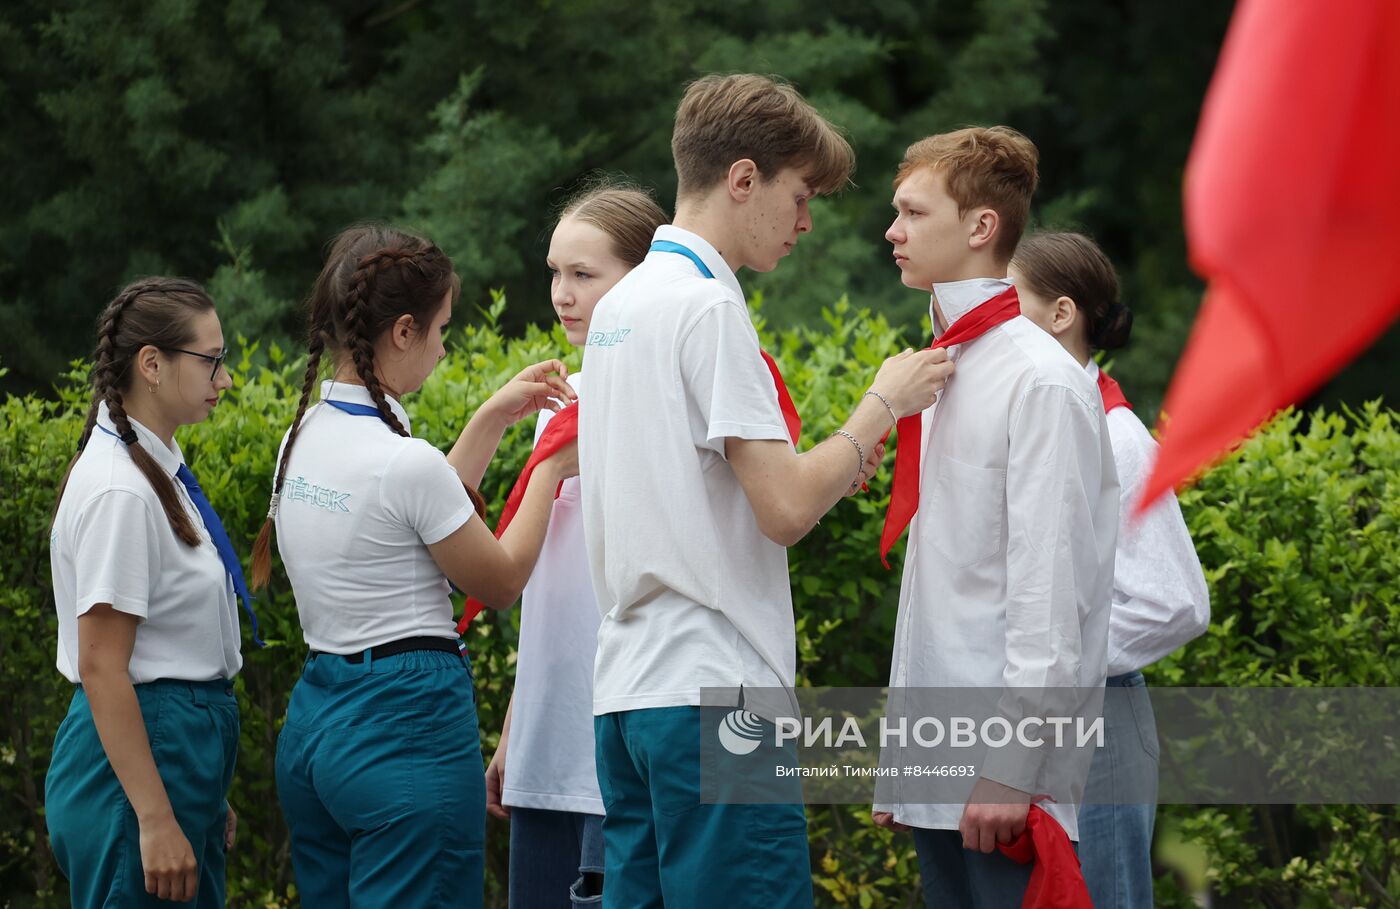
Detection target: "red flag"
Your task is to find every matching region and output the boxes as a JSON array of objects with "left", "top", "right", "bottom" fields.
[
  {"left": 997, "top": 805, "right": 1093, "bottom": 909},
  {"left": 1139, "top": 0, "right": 1400, "bottom": 512}
]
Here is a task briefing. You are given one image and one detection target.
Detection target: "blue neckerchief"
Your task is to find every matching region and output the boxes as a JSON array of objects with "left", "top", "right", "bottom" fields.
[
  {"left": 324, "top": 398, "right": 392, "bottom": 425},
  {"left": 96, "top": 424, "right": 264, "bottom": 648},
  {"left": 650, "top": 240, "right": 716, "bottom": 280}
]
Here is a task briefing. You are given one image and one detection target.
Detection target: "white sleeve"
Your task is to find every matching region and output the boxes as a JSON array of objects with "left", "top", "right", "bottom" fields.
[
  {"left": 1003, "top": 384, "right": 1113, "bottom": 690},
  {"left": 983, "top": 384, "right": 1116, "bottom": 792},
  {"left": 1105, "top": 411, "right": 1211, "bottom": 675},
  {"left": 382, "top": 440, "right": 477, "bottom": 545},
  {"left": 72, "top": 489, "right": 161, "bottom": 620},
  {"left": 678, "top": 299, "right": 789, "bottom": 457}
]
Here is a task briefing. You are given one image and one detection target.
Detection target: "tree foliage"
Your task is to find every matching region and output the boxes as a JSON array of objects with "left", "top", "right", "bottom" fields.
[{"left": 0, "top": 0, "right": 1294, "bottom": 422}]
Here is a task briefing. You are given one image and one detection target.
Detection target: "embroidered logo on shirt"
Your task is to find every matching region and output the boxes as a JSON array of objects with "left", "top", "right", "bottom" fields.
[
  {"left": 586, "top": 327, "right": 632, "bottom": 348},
  {"left": 283, "top": 475, "right": 352, "bottom": 513}
]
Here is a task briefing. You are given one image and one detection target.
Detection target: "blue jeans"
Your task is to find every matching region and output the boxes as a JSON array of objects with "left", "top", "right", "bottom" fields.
[
  {"left": 912, "top": 827, "right": 1034, "bottom": 908},
  {"left": 594, "top": 707, "right": 812, "bottom": 909},
  {"left": 46, "top": 680, "right": 239, "bottom": 909},
  {"left": 508, "top": 807, "right": 604, "bottom": 907},
  {"left": 276, "top": 648, "right": 485, "bottom": 909},
  {"left": 1077, "top": 671, "right": 1159, "bottom": 908}
]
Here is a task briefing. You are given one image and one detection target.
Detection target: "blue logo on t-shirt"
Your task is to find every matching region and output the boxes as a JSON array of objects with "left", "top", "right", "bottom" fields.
[
  {"left": 587, "top": 327, "right": 632, "bottom": 348},
  {"left": 283, "top": 475, "right": 352, "bottom": 513}
]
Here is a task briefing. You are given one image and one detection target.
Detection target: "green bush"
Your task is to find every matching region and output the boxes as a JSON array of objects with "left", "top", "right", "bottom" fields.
[{"left": 0, "top": 306, "right": 1395, "bottom": 907}]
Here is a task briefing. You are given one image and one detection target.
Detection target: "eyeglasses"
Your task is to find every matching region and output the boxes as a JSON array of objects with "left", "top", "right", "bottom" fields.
[{"left": 161, "top": 347, "right": 229, "bottom": 382}]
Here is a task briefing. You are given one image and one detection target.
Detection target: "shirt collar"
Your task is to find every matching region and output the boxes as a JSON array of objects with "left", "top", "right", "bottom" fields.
[
  {"left": 320, "top": 380, "right": 412, "bottom": 434},
  {"left": 1085, "top": 360, "right": 1101, "bottom": 380},
  {"left": 95, "top": 400, "right": 186, "bottom": 477},
  {"left": 930, "top": 277, "right": 1013, "bottom": 338},
  {"left": 650, "top": 225, "right": 745, "bottom": 300}
]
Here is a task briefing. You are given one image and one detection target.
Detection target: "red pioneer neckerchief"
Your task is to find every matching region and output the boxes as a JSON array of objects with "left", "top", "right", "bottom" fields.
[
  {"left": 457, "top": 350, "right": 801, "bottom": 631},
  {"left": 878, "top": 285, "right": 1023, "bottom": 568},
  {"left": 997, "top": 804, "right": 1094, "bottom": 909},
  {"left": 1096, "top": 368, "right": 1131, "bottom": 414}
]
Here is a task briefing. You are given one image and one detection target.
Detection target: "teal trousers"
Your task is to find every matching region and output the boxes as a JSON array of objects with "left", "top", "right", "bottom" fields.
[
  {"left": 594, "top": 706, "right": 813, "bottom": 909},
  {"left": 46, "top": 679, "right": 239, "bottom": 908},
  {"left": 275, "top": 648, "right": 485, "bottom": 909}
]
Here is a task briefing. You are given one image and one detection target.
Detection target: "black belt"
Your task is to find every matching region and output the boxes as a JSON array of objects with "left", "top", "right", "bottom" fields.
[{"left": 312, "top": 636, "right": 461, "bottom": 664}]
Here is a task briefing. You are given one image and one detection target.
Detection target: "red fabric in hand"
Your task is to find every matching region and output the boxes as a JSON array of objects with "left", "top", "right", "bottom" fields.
[
  {"left": 997, "top": 804, "right": 1093, "bottom": 909},
  {"left": 457, "top": 403, "right": 578, "bottom": 630}
]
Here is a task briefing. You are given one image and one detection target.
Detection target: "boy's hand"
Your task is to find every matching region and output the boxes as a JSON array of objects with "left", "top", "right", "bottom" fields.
[
  {"left": 870, "top": 348, "right": 954, "bottom": 419},
  {"left": 871, "top": 810, "right": 910, "bottom": 832},
  {"left": 958, "top": 777, "right": 1030, "bottom": 853}
]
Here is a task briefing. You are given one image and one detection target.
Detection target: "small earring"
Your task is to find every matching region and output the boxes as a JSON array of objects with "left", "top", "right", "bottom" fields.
[{"left": 148, "top": 381, "right": 160, "bottom": 394}]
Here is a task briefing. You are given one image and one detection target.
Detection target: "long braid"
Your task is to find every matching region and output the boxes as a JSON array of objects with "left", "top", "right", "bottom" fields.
[
  {"left": 54, "top": 281, "right": 203, "bottom": 547},
  {"left": 343, "top": 247, "right": 487, "bottom": 516},
  {"left": 50, "top": 287, "right": 138, "bottom": 524},
  {"left": 250, "top": 306, "right": 331, "bottom": 588},
  {"left": 344, "top": 248, "right": 423, "bottom": 437}
]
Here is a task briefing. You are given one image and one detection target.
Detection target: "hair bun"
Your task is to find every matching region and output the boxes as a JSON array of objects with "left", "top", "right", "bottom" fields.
[{"left": 1092, "top": 302, "right": 1133, "bottom": 350}]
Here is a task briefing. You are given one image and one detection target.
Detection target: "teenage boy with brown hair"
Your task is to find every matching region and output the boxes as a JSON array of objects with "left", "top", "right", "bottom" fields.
[
  {"left": 578, "top": 74, "right": 954, "bottom": 908},
  {"left": 872, "top": 127, "right": 1119, "bottom": 907}
]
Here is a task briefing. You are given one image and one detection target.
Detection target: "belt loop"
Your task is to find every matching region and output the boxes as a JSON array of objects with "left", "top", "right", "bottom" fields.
[{"left": 363, "top": 646, "right": 374, "bottom": 673}]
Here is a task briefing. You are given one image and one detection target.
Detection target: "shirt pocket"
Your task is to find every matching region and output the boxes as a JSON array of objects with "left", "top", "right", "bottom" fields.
[{"left": 922, "top": 455, "right": 1005, "bottom": 568}]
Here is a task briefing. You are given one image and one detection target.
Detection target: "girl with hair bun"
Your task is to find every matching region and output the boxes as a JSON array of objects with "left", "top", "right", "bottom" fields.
[
  {"left": 261, "top": 224, "right": 578, "bottom": 908},
  {"left": 483, "top": 181, "right": 667, "bottom": 908},
  {"left": 1011, "top": 231, "right": 1210, "bottom": 909},
  {"left": 46, "top": 277, "right": 250, "bottom": 907}
]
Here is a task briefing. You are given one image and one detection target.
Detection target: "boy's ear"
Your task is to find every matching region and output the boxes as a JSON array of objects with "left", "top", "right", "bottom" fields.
[
  {"left": 967, "top": 207, "right": 1000, "bottom": 252},
  {"left": 727, "top": 158, "right": 760, "bottom": 202}
]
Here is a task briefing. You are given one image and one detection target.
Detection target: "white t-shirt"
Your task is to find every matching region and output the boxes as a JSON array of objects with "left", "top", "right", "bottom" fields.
[
  {"left": 50, "top": 402, "right": 243, "bottom": 683},
  {"left": 502, "top": 373, "right": 604, "bottom": 815},
  {"left": 274, "top": 381, "right": 476, "bottom": 653},
  {"left": 579, "top": 224, "right": 796, "bottom": 722}
]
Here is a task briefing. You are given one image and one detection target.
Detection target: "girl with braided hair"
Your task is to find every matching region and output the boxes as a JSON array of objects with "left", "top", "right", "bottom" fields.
[
  {"left": 261, "top": 224, "right": 577, "bottom": 908},
  {"left": 46, "top": 278, "right": 251, "bottom": 907},
  {"left": 1011, "top": 231, "right": 1209, "bottom": 908}
]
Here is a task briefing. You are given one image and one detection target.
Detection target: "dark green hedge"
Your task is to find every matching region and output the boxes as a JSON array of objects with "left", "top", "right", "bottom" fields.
[{"left": 1, "top": 303, "right": 1394, "bottom": 907}]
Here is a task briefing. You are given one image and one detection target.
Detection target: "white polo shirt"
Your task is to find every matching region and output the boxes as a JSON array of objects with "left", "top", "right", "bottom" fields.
[
  {"left": 50, "top": 402, "right": 243, "bottom": 684},
  {"left": 502, "top": 372, "right": 605, "bottom": 815},
  {"left": 579, "top": 225, "right": 796, "bottom": 722},
  {"left": 274, "top": 381, "right": 476, "bottom": 654}
]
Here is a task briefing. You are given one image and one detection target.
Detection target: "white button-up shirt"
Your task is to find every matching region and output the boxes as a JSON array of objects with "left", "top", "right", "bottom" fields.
[
  {"left": 876, "top": 279, "right": 1119, "bottom": 840},
  {"left": 1091, "top": 361, "right": 1211, "bottom": 676}
]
